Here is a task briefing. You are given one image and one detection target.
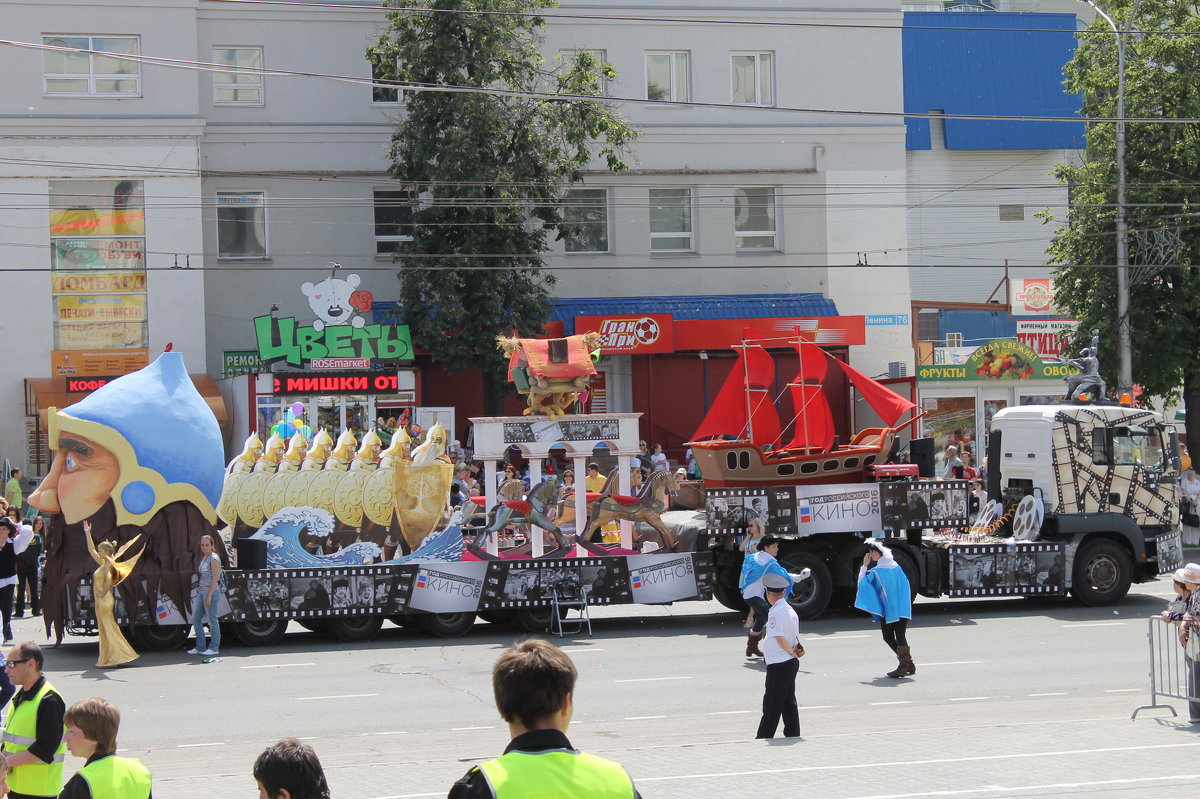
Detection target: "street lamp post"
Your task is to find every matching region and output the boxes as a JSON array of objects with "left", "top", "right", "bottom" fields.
[{"left": 1082, "top": 0, "right": 1141, "bottom": 395}]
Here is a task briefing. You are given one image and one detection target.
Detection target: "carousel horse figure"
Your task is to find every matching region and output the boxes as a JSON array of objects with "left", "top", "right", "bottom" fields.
[
  {"left": 467, "top": 480, "right": 568, "bottom": 559},
  {"left": 580, "top": 470, "right": 681, "bottom": 552}
]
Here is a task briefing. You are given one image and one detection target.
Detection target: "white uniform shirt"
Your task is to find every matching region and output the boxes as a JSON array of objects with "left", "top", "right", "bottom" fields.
[{"left": 763, "top": 598, "right": 800, "bottom": 665}]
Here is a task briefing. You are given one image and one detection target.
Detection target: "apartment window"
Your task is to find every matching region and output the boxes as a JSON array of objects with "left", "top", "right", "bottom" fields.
[
  {"left": 217, "top": 192, "right": 267, "bottom": 259},
  {"left": 370, "top": 59, "right": 400, "bottom": 105},
  {"left": 649, "top": 188, "right": 694, "bottom": 252},
  {"left": 645, "top": 51, "right": 689, "bottom": 102},
  {"left": 998, "top": 204, "right": 1025, "bottom": 221},
  {"left": 735, "top": 187, "right": 777, "bottom": 251},
  {"left": 731, "top": 52, "right": 774, "bottom": 106},
  {"left": 374, "top": 189, "right": 414, "bottom": 254},
  {"left": 917, "top": 310, "right": 940, "bottom": 341},
  {"left": 562, "top": 188, "right": 610, "bottom": 253},
  {"left": 213, "top": 47, "right": 264, "bottom": 105},
  {"left": 43, "top": 36, "right": 139, "bottom": 96}
]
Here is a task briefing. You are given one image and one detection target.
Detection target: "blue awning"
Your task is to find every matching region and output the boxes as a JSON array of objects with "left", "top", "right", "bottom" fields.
[{"left": 551, "top": 293, "right": 837, "bottom": 335}]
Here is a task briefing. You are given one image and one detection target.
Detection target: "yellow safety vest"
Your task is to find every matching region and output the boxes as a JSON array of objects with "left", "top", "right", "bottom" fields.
[
  {"left": 2, "top": 679, "right": 65, "bottom": 797},
  {"left": 77, "top": 754, "right": 152, "bottom": 799},
  {"left": 479, "top": 748, "right": 635, "bottom": 799}
]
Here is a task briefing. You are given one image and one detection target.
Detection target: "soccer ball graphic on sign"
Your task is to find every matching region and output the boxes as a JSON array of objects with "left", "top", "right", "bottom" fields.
[{"left": 633, "top": 317, "right": 660, "bottom": 346}]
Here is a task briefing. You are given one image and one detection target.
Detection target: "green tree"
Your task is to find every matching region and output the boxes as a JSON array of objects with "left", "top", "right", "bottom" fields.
[
  {"left": 368, "top": 0, "right": 635, "bottom": 414},
  {"left": 1046, "top": 0, "right": 1200, "bottom": 445}
]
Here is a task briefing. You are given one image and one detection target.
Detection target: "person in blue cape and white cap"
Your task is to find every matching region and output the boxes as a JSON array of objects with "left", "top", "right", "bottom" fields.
[
  {"left": 30, "top": 349, "right": 230, "bottom": 646},
  {"left": 855, "top": 538, "right": 915, "bottom": 678}
]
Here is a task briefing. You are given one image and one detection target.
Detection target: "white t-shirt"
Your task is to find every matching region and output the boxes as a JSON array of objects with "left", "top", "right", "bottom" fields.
[
  {"left": 764, "top": 598, "right": 800, "bottom": 665},
  {"left": 650, "top": 452, "right": 669, "bottom": 472}
]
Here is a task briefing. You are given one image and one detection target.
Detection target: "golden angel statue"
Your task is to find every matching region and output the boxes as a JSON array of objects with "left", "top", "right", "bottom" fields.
[{"left": 82, "top": 521, "right": 145, "bottom": 667}]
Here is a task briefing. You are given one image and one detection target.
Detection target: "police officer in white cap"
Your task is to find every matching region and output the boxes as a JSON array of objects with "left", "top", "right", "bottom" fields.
[{"left": 755, "top": 573, "right": 804, "bottom": 739}]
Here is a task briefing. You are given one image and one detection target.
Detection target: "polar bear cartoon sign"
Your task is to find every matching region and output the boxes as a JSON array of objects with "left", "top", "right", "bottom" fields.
[{"left": 302, "top": 273, "right": 372, "bottom": 331}]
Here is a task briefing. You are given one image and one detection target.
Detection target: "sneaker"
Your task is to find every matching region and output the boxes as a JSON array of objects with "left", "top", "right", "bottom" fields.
[
  {"left": 12, "top": 613, "right": 23, "bottom": 619},
  {"left": 187, "top": 648, "right": 201, "bottom": 655},
  {"left": 200, "top": 649, "right": 219, "bottom": 656}
]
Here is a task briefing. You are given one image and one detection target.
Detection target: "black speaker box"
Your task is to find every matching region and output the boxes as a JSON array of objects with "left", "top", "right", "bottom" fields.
[
  {"left": 910, "top": 437, "right": 935, "bottom": 479},
  {"left": 232, "top": 536, "right": 267, "bottom": 571}
]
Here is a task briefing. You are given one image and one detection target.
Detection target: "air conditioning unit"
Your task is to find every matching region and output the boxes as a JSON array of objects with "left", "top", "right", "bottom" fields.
[
  {"left": 888, "top": 361, "right": 907, "bottom": 378},
  {"left": 946, "top": 332, "right": 963, "bottom": 347}
]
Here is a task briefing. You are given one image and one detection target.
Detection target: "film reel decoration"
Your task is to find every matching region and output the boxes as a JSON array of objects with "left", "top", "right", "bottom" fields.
[
  {"left": 967, "top": 501, "right": 999, "bottom": 535},
  {"left": 1010, "top": 495, "right": 1044, "bottom": 541}
]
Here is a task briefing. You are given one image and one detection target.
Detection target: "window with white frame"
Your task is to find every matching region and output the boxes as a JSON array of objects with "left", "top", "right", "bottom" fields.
[
  {"left": 562, "top": 188, "right": 610, "bottom": 253},
  {"left": 213, "top": 47, "right": 264, "bottom": 105},
  {"left": 649, "top": 188, "right": 694, "bottom": 252},
  {"left": 370, "top": 59, "right": 400, "bottom": 104},
  {"left": 735, "top": 187, "right": 778, "bottom": 251},
  {"left": 731, "top": 52, "right": 774, "bottom": 106},
  {"left": 374, "top": 189, "right": 414, "bottom": 254},
  {"left": 216, "top": 192, "right": 267, "bottom": 259},
  {"left": 559, "top": 49, "right": 609, "bottom": 94},
  {"left": 43, "top": 35, "right": 140, "bottom": 96},
  {"left": 645, "top": 51, "right": 689, "bottom": 102}
]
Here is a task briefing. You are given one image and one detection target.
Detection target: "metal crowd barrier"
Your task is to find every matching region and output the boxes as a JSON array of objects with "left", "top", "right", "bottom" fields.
[{"left": 1132, "top": 615, "right": 1200, "bottom": 721}]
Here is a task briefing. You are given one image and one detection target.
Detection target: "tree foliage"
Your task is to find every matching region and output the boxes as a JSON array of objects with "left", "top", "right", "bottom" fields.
[
  {"left": 1046, "top": 0, "right": 1200, "bottom": 443},
  {"left": 368, "top": 0, "right": 636, "bottom": 413}
]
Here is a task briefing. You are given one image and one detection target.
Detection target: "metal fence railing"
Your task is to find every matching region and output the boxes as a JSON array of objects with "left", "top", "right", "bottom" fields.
[{"left": 1132, "top": 615, "right": 1200, "bottom": 722}]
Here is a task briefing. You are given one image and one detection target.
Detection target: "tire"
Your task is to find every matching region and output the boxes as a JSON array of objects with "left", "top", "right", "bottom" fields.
[
  {"left": 512, "top": 606, "right": 555, "bottom": 633},
  {"left": 328, "top": 615, "right": 384, "bottom": 643},
  {"left": 777, "top": 550, "right": 833, "bottom": 620},
  {"left": 421, "top": 611, "right": 476, "bottom": 638},
  {"left": 132, "top": 625, "right": 188, "bottom": 652},
  {"left": 234, "top": 618, "right": 289, "bottom": 647},
  {"left": 297, "top": 620, "right": 328, "bottom": 633},
  {"left": 889, "top": 546, "right": 922, "bottom": 601},
  {"left": 713, "top": 567, "right": 749, "bottom": 612},
  {"left": 1070, "top": 539, "right": 1133, "bottom": 606}
]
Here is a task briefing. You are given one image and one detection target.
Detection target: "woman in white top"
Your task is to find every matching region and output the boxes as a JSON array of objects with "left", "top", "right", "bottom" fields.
[
  {"left": 649, "top": 444, "right": 669, "bottom": 472},
  {"left": 1180, "top": 468, "right": 1200, "bottom": 547}
]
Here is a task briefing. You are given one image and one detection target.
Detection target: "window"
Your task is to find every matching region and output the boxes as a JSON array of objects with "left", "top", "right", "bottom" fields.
[
  {"left": 562, "top": 188, "right": 610, "bottom": 253},
  {"left": 370, "top": 59, "right": 400, "bottom": 105},
  {"left": 731, "top": 52, "right": 773, "bottom": 106},
  {"left": 649, "top": 188, "right": 693, "bottom": 252},
  {"left": 645, "top": 51, "right": 689, "bottom": 102},
  {"left": 734, "top": 187, "right": 777, "bottom": 251},
  {"left": 43, "top": 35, "right": 139, "bottom": 96},
  {"left": 559, "top": 49, "right": 609, "bottom": 94},
  {"left": 213, "top": 47, "right": 264, "bottom": 105},
  {"left": 374, "top": 189, "right": 414, "bottom": 254},
  {"left": 998, "top": 204, "right": 1025, "bottom": 221},
  {"left": 216, "top": 192, "right": 267, "bottom": 259},
  {"left": 917, "top": 310, "right": 939, "bottom": 341}
]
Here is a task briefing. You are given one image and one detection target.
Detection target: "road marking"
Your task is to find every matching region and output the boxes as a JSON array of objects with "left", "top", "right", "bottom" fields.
[
  {"left": 176, "top": 742, "right": 223, "bottom": 748},
  {"left": 560, "top": 647, "right": 604, "bottom": 652},
  {"left": 709, "top": 710, "right": 754, "bottom": 715},
  {"left": 799, "top": 706, "right": 835, "bottom": 710},
  {"left": 922, "top": 660, "right": 983, "bottom": 666},
  {"left": 297, "top": 693, "right": 379, "bottom": 701},
  {"left": 1061, "top": 621, "right": 1126, "bottom": 627},
  {"left": 948, "top": 697, "right": 991, "bottom": 702},
  {"left": 241, "top": 662, "right": 316, "bottom": 670},
  {"left": 826, "top": 634, "right": 873, "bottom": 639},
  {"left": 1103, "top": 688, "right": 1141, "bottom": 693},
  {"left": 624, "top": 715, "right": 667, "bottom": 720},
  {"left": 830, "top": 773, "right": 1200, "bottom": 798},
  {"left": 615, "top": 676, "right": 692, "bottom": 683},
  {"left": 1028, "top": 692, "right": 1068, "bottom": 697},
  {"left": 871, "top": 701, "right": 914, "bottom": 706},
  {"left": 451, "top": 726, "right": 495, "bottom": 731},
  {"left": 367, "top": 731, "right": 408, "bottom": 736}
]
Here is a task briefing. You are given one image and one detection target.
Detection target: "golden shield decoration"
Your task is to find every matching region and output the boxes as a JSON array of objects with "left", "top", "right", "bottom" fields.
[
  {"left": 217, "top": 472, "right": 246, "bottom": 526},
  {"left": 236, "top": 471, "right": 273, "bottom": 529},
  {"left": 393, "top": 460, "right": 452, "bottom": 551},
  {"left": 362, "top": 467, "right": 396, "bottom": 528},
  {"left": 334, "top": 470, "right": 371, "bottom": 527},
  {"left": 285, "top": 471, "right": 317, "bottom": 509},
  {"left": 306, "top": 470, "right": 343, "bottom": 515},
  {"left": 262, "top": 472, "right": 294, "bottom": 518}
]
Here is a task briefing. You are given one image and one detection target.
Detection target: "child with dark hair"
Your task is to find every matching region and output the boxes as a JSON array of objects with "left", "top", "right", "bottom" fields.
[{"left": 254, "top": 738, "right": 330, "bottom": 799}]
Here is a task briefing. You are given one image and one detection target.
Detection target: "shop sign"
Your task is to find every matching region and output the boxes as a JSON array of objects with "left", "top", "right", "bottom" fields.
[
  {"left": 48, "top": 179, "right": 146, "bottom": 237},
  {"left": 50, "top": 271, "right": 146, "bottom": 294},
  {"left": 51, "top": 349, "right": 149, "bottom": 377},
  {"left": 865, "top": 314, "right": 910, "bottom": 326},
  {"left": 53, "top": 320, "right": 148, "bottom": 350},
  {"left": 1010, "top": 278, "right": 1059, "bottom": 316},
  {"left": 52, "top": 237, "right": 145, "bottom": 271},
  {"left": 224, "top": 351, "right": 264, "bottom": 378},
  {"left": 1015, "top": 319, "right": 1078, "bottom": 360},
  {"left": 271, "top": 371, "right": 404, "bottom": 395},
  {"left": 574, "top": 314, "right": 674, "bottom": 354},
  {"left": 918, "top": 338, "right": 1076, "bottom": 381},
  {"left": 252, "top": 272, "right": 412, "bottom": 367},
  {"left": 65, "top": 376, "right": 118, "bottom": 393},
  {"left": 309, "top": 357, "right": 371, "bottom": 370},
  {"left": 673, "top": 316, "right": 865, "bottom": 349},
  {"left": 55, "top": 294, "right": 146, "bottom": 323}
]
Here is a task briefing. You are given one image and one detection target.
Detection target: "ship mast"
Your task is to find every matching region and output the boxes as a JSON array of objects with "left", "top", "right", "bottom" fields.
[{"left": 739, "top": 340, "right": 754, "bottom": 443}]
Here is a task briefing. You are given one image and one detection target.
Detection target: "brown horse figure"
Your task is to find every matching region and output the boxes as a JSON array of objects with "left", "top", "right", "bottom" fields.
[
  {"left": 467, "top": 480, "right": 568, "bottom": 559},
  {"left": 581, "top": 470, "right": 680, "bottom": 551}
]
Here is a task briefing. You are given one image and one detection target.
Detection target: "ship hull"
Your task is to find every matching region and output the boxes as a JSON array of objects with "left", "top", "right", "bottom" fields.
[{"left": 689, "top": 428, "right": 895, "bottom": 488}]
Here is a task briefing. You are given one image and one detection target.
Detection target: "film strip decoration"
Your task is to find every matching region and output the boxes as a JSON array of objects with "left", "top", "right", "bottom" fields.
[
  {"left": 705, "top": 487, "right": 772, "bottom": 535},
  {"left": 481, "top": 557, "right": 632, "bottom": 609},
  {"left": 225, "top": 565, "right": 412, "bottom": 621},
  {"left": 879, "top": 480, "right": 970, "bottom": 530},
  {"left": 1155, "top": 529, "right": 1184, "bottom": 574},
  {"left": 947, "top": 542, "right": 1065, "bottom": 597}
]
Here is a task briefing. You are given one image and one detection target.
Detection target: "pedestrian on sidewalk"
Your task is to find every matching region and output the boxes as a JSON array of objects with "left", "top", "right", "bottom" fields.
[
  {"left": 60, "top": 697, "right": 151, "bottom": 799},
  {"left": 755, "top": 573, "right": 805, "bottom": 739},
  {"left": 1161, "top": 562, "right": 1200, "bottom": 723},
  {"left": 254, "top": 738, "right": 329, "bottom": 799},
  {"left": 13, "top": 518, "right": 42, "bottom": 619},
  {"left": 449, "top": 638, "right": 643, "bottom": 798},
  {"left": 1180, "top": 468, "right": 1200, "bottom": 547},
  {"left": 855, "top": 539, "right": 915, "bottom": 678}
]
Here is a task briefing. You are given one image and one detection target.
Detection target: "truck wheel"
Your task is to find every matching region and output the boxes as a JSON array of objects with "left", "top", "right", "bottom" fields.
[
  {"left": 328, "top": 616, "right": 384, "bottom": 643},
  {"left": 778, "top": 552, "right": 833, "bottom": 620},
  {"left": 512, "top": 607, "right": 554, "bottom": 633},
  {"left": 421, "top": 612, "right": 476, "bottom": 638},
  {"left": 713, "top": 567, "right": 749, "bottom": 612},
  {"left": 1070, "top": 540, "right": 1133, "bottom": 606},
  {"left": 132, "top": 625, "right": 189, "bottom": 652},
  {"left": 234, "top": 619, "right": 289, "bottom": 647}
]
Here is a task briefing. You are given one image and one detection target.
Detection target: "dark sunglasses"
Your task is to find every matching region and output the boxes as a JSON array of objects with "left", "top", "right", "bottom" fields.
[{"left": 4, "top": 658, "right": 30, "bottom": 668}]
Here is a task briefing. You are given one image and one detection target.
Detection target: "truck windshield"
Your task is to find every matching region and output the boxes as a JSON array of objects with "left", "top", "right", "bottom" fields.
[{"left": 1108, "top": 426, "right": 1165, "bottom": 470}]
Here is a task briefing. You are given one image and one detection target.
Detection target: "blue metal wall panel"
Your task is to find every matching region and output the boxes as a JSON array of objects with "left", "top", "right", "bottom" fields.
[
  {"left": 904, "top": 12, "right": 1085, "bottom": 150},
  {"left": 939, "top": 309, "right": 1016, "bottom": 345},
  {"left": 551, "top": 293, "right": 838, "bottom": 335}
]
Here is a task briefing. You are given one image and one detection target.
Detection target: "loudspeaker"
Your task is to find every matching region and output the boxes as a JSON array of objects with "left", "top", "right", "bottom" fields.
[
  {"left": 910, "top": 437, "right": 935, "bottom": 479},
  {"left": 233, "top": 537, "right": 267, "bottom": 571}
]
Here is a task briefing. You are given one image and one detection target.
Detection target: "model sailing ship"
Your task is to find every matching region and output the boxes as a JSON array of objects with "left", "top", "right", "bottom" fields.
[{"left": 688, "top": 332, "right": 920, "bottom": 488}]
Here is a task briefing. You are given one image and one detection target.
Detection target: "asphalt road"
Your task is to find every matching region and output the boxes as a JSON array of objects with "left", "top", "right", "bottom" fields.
[{"left": 13, "top": 574, "right": 1200, "bottom": 799}]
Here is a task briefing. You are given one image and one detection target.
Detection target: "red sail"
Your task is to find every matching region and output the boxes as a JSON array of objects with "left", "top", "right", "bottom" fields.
[
  {"left": 782, "top": 382, "right": 835, "bottom": 453},
  {"left": 691, "top": 339, "right": 780, "bottom": 443},
  {"left": 835, "top": 358, "right": 919, "bottom": 427}
]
